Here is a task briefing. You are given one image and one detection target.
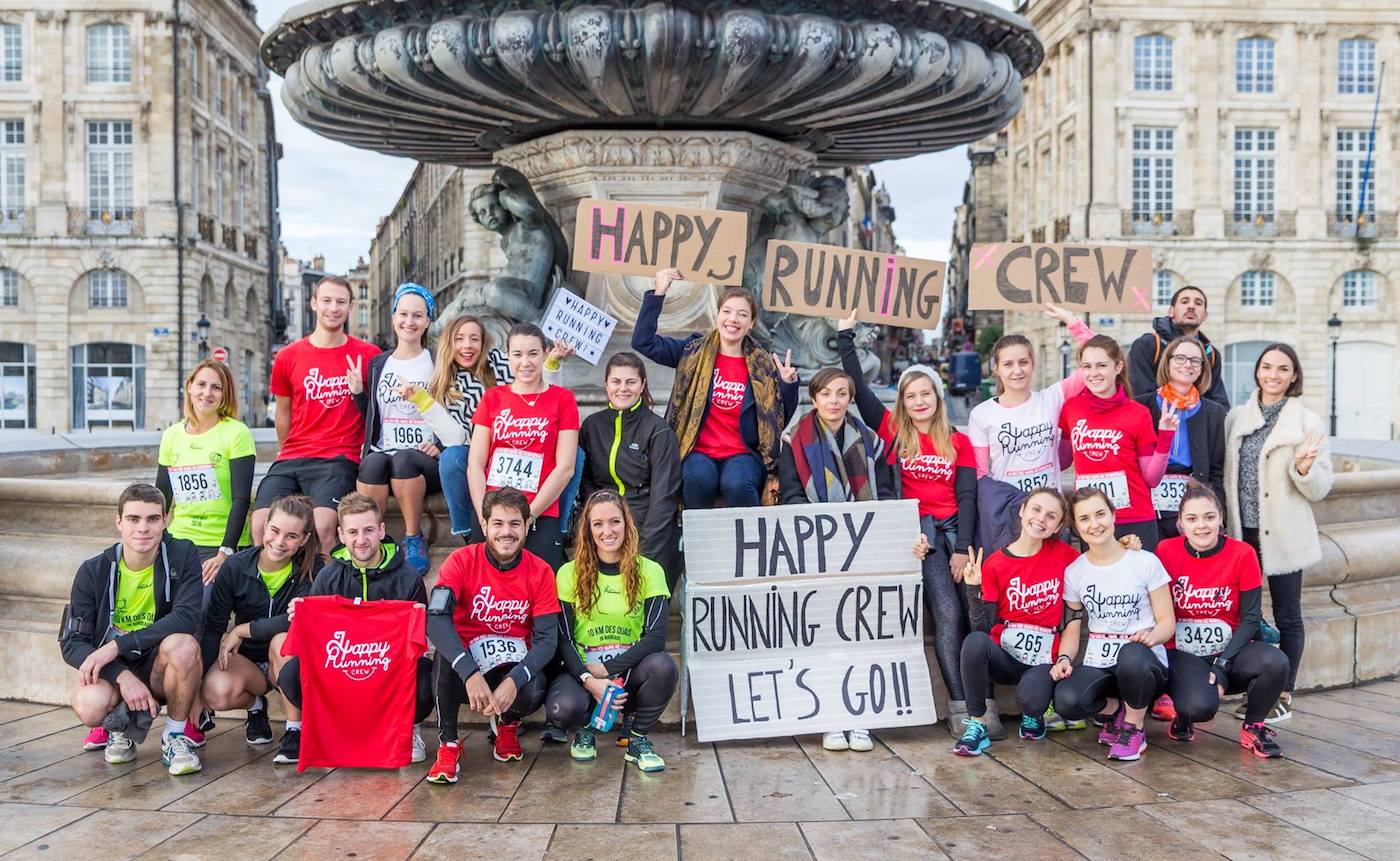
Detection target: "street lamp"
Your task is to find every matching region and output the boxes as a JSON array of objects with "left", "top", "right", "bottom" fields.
[
  {"left": 1060, "top": 338, "right": 1071, "bottom": 379},
  {"left": 1327, "top": 314, "right": 1342, "bottom": 436},
  {"left": 197, "top": 313, "right": 212, "bottom": 359}
]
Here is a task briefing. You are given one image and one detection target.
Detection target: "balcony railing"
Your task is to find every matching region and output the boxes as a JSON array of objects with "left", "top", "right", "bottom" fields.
[
  {"left": 197, "top": 214, "right": 215, "bottom": 242},
  {"left": 72, "top": 207, "right": 140, "bottom": 237},
  {"left": 1030, "top": 226, "right": 1045, "bottom": 243},
  {"left": 1124, "top": 210, "right": 1193, "bottom": 237},
  {"left": 244, "top": 233, "right": 259, "bottom": 260},
  {"left": 221, "top": 225, "right": 239, "bottom": 252},
  {"left": 1054, "top": 216, "right": 1070, "bottom": 242},
  {"left": 1329, "top": 212, "right": 1397, "bottom": 239},
  {"left": 0, "top": 208, "right": 28, "bottom": 235},
  {"left": 1230, "top": 211, "right": 1296, "bottom": 238}
]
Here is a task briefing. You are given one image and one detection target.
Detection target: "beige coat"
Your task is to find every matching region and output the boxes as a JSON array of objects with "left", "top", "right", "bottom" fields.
[{"left": 1224, "top": 393, "right": 1334, "bottom": 576}]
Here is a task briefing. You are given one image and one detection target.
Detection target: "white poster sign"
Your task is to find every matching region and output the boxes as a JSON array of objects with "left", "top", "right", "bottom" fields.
[{"left": 540, "top": 289, "right": 617, "bottom": 365}]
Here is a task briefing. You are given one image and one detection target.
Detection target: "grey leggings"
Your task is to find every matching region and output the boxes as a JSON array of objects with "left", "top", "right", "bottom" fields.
[{"left": 920, "top": 515, "right": 967, "bottom": 701}]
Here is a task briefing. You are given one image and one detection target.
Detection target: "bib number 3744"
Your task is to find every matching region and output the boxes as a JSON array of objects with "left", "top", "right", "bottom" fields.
[{"left": 487, "top": 448, "right": 543, "bottom": 493}]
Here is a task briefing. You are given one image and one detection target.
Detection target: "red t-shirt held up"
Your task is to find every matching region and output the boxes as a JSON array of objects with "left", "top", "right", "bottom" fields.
[
  {"left": 281, "top": 595, "right": 427, "bottom": 772},
  {"left": 474, "top": 385, "right": 580, "bottom": 518},
  {"left": 876, "top": 414, "right": 975, "bottom": 518},
  {"left": 270, "top": 336, "right": 379, "bottom": 462},
  {"left": 1156, "top": 536, "right": 1262, "bottom": 651},
  {"left": 693, "top": 353, "right": 751, "bottom": 460},
  {"left": 1058, "top": 392, "right": 1160, "bottom": 524},
  {"left": 433, "top": 543, "right": 562, "bottom": 647},
  {"left": 981, "top": 538, "right": 1079, "bottom": 658}
]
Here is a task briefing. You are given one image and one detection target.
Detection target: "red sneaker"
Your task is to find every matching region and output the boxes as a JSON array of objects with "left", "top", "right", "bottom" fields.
[
  {"left": 493, "top": 721, "right": 523, "bottom": 762},
  {"left": 1150, "top": 694, "right": 1177, "bottom": 722},
  {"left": 425, "top": 740, "right": 461, "bottom": 784},
  {"left": 182, "top": 721, "right": 207, "bottom": 748},
  {"left": 82, "top": 726, "right": 109, "bottom": 751}
]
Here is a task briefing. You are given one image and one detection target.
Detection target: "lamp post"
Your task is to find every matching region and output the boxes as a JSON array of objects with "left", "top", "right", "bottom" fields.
[
  {"left": 197, "top": 313, "right": 212, "bottom": 360},
  {"left": 1060, "top": 337, "right": 1071, "bottom": 379},
  {"left": 1328, "top": 313, "right": 1342, "bottom": 436}
]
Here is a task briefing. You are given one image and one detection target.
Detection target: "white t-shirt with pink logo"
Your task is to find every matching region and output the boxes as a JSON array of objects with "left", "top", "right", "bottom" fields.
[{"left": 968, "top": 387, "right": 1068, "bottom": 493}]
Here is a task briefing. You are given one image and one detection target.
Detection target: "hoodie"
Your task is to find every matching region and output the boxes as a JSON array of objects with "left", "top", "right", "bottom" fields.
[
  {"left": 199, "top": 545, "right": 314, "bottom": 670},
  {"left": 577, "top": 400, "right": 682, "bottom": 562},
  {"left": 60, "top": 535, "right": 204, "bottom": 684},
  {"left": 1128, "top": 316, "right": 1229, "bottom": 409},
  {"left": 309, "top": 540, "right": 427, "bottom": 604}
]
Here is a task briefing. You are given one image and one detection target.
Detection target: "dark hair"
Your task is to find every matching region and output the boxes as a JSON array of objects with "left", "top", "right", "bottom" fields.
[
  {"left": 336, "top": 492, "right": 381, "bottom": 521},
  {"left": 266, "top": 494, "right": 321, "bottom": 584},
  {"left": 1156, "top": 336, "right": 1213, "bottom": 392},
  {"left": 604, "top": 351, "right": 654, "bottom": 407},
  {"left": 808, "top": 366, "right": 855, "bottom": 400},
  {"left": 1253, "top": 342, "right": 1304, "bottom": 397},
  {"left": 118, "top": 482, "right": 167, "bottom": 516},
  {"left": 1021, "top": 486, "right": 1068, "bottom": 522},
  {"left": 506, "top": 321, "right": 548, "bottom": 353},
  {"left": 990, "top": 333, "right": 1034, "bottom": 396},
  {"left": 482, "top": 487, "right": 531, "bottom": 523},
  {"left": 1068, "top": 486, "right": 1115, "bottom": 536},
  {"left": 716, "top": 287, "right": 758, "bottom": 318},
  {"left": 312, "top": 275, "right": 353, "bottom": 300},
  {"left": 1078, "top": 334, "right": 1133, "bottom": 398},
  {"left": 1171, "top": 285, "right": 1208, "bottom": 310},
  {"left": 1178, "top": 480, "right": 1222, "bottom": 514}
]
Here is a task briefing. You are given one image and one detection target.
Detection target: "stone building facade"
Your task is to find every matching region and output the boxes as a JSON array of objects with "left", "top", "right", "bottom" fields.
[
  {"left": 0, "top": 0, "right": 276, "bottom": 432},
  {"left": 976, "top": 0, "right": 1399, "bottom": 438},
  {"left": 945, "top": 132, "right": 1011, "bottom": 346}
]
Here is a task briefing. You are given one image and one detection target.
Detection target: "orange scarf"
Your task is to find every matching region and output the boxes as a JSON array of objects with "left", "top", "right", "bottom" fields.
[{"left": 1157, "top": 384, "right": 1200, "bottom": 411}]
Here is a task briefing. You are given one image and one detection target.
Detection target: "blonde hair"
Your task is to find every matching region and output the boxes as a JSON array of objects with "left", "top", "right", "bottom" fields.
[
  {"left": 182, "top": 359, "right": 238, "bottom": 425},
  {"left": 428, "top": 315, "right": 496, "bottom": 405},
  {"left": 569, "top": 491, "right": 642, "bottom": 619},
  {"left": 890, "top": 368, "right": 953, "bottom": 460},
  {"left": 1156, "top": 336, "right": 1213, "bottom": 392}
]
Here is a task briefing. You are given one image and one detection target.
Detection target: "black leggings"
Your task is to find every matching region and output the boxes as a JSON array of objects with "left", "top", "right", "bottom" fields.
[
  {"left": 278, "top": 655, "right": 433, "bottom": 723},
  {"left": 358, "top": 449, "right": 442, "bottom": 491},
  {"left": 920, "top": 516, "right": 967, "bottom": 701},
  {"left": 471, "top": 516, "right": 563, "bottom": 570},
  {"left": 434, "top": 656, "right": 548, "bottom": 742},
  {"left": 959, "top": 631, "right": 1056, "bottom": 719},
  {"left": 1168, "top": 643, "right": 1289, "bottom": 725},
  {"left": 1054, "top": 642, "right": 1168, "bottom": 720},
  {"left": 1242, "top": 527, "right": 1303, "bottom": 691},
  {"left": 544, "top": 652, "right": 678, "bottom": 736},
  {"left": 1115, "top": 519, "right": 1160, "bottom": 551}
]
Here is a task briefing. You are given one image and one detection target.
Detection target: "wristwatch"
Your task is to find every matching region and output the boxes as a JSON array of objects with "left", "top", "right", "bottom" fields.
[
  {"left": 217, "top": 546, "right": 234, "bottom": 557},
  {"left": 579, "top": 671, "right": 593, "bottom": 684}
]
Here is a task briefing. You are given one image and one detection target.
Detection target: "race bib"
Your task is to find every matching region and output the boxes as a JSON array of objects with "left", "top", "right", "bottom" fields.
[
  {"left": 468, "top": 635, "right": 527, "bottom": 673},
  {"left": 487, "top": 448, "right": 543, "bottom": 493},
  {"left": 1008, "top": 465, "right": 1055, "bottom": 493},
  {"left": 1076, "top": 471, "right": 1130, "bottom": 509},
  {"left": 169, "top": 464, "right": 220, "bottom": 504},
  {"left": 1151, "top": 475, "right": 1189, "bottom": 513},
  {"left": 1083, "top": 632, "right": 1131, "bottom": 668},
  {"left": 583, "top": 643, "right": 631, "bottom": 665},
  {"left": 384, "top": 416, "right": 428, "bottom": 450},
  {"left": 1176, "top": 619, "right": 1231, "bottom": 658},
  {"left": 999, "top": 623, "right": 1054, "bottom": 666}
]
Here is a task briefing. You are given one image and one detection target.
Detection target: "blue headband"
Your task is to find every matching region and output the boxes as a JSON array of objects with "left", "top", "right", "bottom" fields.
[{"left": 393, "top": 282, "right": 435, "bottom": 320}]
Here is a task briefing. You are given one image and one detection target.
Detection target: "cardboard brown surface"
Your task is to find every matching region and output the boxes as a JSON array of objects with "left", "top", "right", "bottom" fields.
[
  {"left": 968, "top": 243, "right": 1154, "bottom": 313},
  {"left": 571, "top": 199, "right": 747, "bottom": 285},
  {"left": 759, "top": 239, "right": 945, "bottom": 330}
]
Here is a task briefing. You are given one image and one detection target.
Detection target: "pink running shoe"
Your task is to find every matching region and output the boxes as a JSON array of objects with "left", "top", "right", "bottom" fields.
[
  {"left": 182, "top": 721, "right": 207, "bottom": 748},
  {"left": 1150, "top": 694, "right": 1177, "bottom": 722},
  {"left": 82, "top": 726, "right": 108, "bottom": 751},
  {"left": 1096, "top": 705, "right": 1125, "bottom": 745},
  {"left": 1108, "top": 722, "right": 1148, "bottom": 761}
]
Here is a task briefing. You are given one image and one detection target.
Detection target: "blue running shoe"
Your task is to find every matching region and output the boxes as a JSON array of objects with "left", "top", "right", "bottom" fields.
[
  {"left": 1019, "top": 713, "right": 1047, "bottom": 741},
  {"left": 953, "top": 719, "right": 990, "bottom": 756},
  {"left": 403, "top": 533, "right": 430, "bottom": 576}
]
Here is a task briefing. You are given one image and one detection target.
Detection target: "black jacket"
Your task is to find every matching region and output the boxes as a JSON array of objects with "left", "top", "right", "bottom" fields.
[
  {"left": 578, "top": 401, "right": 682, "bottom": 561},
  {"left": 1128, "top": 317, "right": 1228, "bottom": 408},
  {"left": 360, "top": 350, "right": 439, "bottom": 457},
  {"left": 309, "top": 541, "right": 427, "bottom": 604},
  {"left": 199, "top": 546, "right": 314, "bottom": 670},
  {"left": 60, "top": 535, "right": 204, "bottom": 684},
  {"left": 777, "top": 417, "right": 898, "bottom": 505},
  {"left": 1136, "top": 392, "right": 1227, "bottom": 509}
]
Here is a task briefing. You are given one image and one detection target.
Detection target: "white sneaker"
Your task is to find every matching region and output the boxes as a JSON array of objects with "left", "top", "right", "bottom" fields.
[
  {"left": 411, "top": 728, "right": 427, "bottom": 763},
  {"left": 161, "top": 733, "right": 202, "bottom": 776},
  {"left": 104, "top": 731, "right": 136, "bottom": 764},
  {"left": 847, "top": 729, "right": 873, "bottom": 752},
  {"left": 822, "top": 731, "right": 849, "bottom": 751}
]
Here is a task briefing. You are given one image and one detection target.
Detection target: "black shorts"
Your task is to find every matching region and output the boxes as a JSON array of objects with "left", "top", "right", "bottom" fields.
[
  {"left": 254, "top": 456, "right": 358, "bottom": 510},
  {"left": 357, "top": 449, "right": 442, "bottom": 492},
  {"left": 119, "top": 649, "right": 161, "bottom": 687}
]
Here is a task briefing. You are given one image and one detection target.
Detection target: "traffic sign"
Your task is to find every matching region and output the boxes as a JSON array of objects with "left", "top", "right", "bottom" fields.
[{"left": 211, "top": 346, "right": 229, "bottom": 363}]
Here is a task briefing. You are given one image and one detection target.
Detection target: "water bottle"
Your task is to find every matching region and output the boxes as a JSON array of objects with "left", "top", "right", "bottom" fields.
[{"left": 590, "top": 678, "right": 625, "bottom": 732}]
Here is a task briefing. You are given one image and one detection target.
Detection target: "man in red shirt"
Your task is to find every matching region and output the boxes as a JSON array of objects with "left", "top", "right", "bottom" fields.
[
  {"left": 423, "top": 487, "right": 561, "bottom": 784},
  {"left": 253, "top": 275, "right": 380, "bottom": 554}
]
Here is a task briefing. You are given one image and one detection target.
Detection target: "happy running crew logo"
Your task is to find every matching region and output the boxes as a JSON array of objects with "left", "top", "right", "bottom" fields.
[
  {"left": 324, "top": 630, "right": 393, "bottom": 680},
  {"left": 303, "top": 368, "right": 352, "bottom": 409},
  {"left": 1070, "top": 418, "right": 1123, "bottom": 462}
]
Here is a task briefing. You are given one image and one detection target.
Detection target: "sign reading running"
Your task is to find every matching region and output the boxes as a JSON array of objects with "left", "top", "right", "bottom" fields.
[
  {"left": 572, "top": 199, "right": 747, "bottom": 285},
  {"left": 967, "top": 243, "right": 1154, "bottom": 313},
  {"left": 540, "top": 289, "right": 616, "bottom": 366},
  {"left": 759, "top": 239, "right": 945, "bottom": 330}
]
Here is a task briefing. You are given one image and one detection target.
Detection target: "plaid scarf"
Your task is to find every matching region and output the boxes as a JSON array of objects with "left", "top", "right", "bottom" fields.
[
  {"left": 789, "top": 410, "right": 882, "bottom": 503},
  {"left": 668, "top": 331, "right": 783, "bottom": 473}
]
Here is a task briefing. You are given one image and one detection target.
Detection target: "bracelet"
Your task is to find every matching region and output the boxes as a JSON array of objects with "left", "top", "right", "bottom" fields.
[{"left": 1055, "top": 655, "right": 1072, "bottom": 665}]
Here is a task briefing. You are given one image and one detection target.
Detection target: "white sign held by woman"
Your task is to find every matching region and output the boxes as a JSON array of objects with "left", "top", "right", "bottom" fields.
[{"left": 540, "top": 289, "right": 617, "bottom": 365}]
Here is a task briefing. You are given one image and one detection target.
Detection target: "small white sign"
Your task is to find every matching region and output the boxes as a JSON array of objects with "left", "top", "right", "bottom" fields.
[{"left": 541, "top": 289, "right": 617, "bottom": 365}]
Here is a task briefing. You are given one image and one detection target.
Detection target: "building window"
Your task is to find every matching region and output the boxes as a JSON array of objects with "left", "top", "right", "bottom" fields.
[
  {"left": 235, "top": 160, "right": 246, "bottom": 228},
  {"left": 1153, "top": 271, "right": 1175, "bottom": 308},
  {"left": 1235, "top": 37, "right": 1274, "bottom": 94},
  {"left": 0, "top": 340, "right": 35, "bottom": 428},
  {"left": 0, "top": 267, "right": 17, "bottom": 306},
  {"left": 214, "top": 147, "right": 225, "bottom": 222},
  {"left": 1336, "top": 128, "right": 1377, "bottom": 224},
  {"left": 1233, "top": 128, "right": 1276, "bottom": 225},
  {"left": 1066, "top": 50, "right": 1076, "bottom": 103},
  {"left": 0, "top": 23, "right": 21, "bottom": 82},
  {"left": 1133, "top": 34, "right": 1173, "bottom": 92},
  {"left": 86, "top": 23, "right": 131, "bottom": 84},
  {"left": 213, "top": 59, "right": 224, "bottom": 116},
  {"left": 0, "top": 119, "right": 22, "bottom": 227},
  {"left": 1240, "top": 270, "right": 1275, "bottom": 308},
  {"left": 1339, "top": 38, "right": 1377, "bottom": 94},
  {"left": 190, "top": 131, "right": 202, "bottom": 215},
  {"left": 71, "top": 342, "right": 145, "bottom": 429},
  {"left": 1343, "top": 270, "right": 1377, "bottom": 308},
  {"left": 86, "top": 120, "right": 133, "bottom": 222},
  {"left": 1224, "top": 341, "right": 1270, "bottom": 407},
  {"left": 191, "top": 38, "right": 201, "bottom": 100},
  {"left": 89, "top": 269, "right": 128, "bottom": 308},
  {"left": 1040, "top": 150, "right": 1052, "bottom": 223},
  {"left": 1132, "top": 127, "right": 1175, "bottom": 222}
]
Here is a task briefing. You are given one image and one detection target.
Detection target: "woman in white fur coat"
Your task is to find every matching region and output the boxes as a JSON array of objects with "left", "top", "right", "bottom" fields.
[{"left": 1224, "top": 343, "right": 1333, "bottom": 723}]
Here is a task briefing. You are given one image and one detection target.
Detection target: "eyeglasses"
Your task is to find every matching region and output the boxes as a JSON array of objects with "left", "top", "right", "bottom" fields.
[{"left": 1169, "top": 355, "right": 1204, "bottom": 368}]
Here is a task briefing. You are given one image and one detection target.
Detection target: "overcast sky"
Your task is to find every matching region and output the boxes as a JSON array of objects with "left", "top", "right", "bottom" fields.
[{"left": 256, "top": 2, "right": 978, "bottom": 274}]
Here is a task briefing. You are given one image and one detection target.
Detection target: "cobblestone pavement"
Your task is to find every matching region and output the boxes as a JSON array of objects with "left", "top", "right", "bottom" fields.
[{"left": 2, "top": 684, "right": 1399, "bottom": 859}]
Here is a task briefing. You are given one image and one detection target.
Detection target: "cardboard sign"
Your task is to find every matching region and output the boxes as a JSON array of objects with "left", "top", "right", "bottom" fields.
[
  {"left": 680, "top": 500, "right": 921, "bottom": 584},
  {"left": 540, "top": 289, "right": 617, "bottom": 365},
  {"left": 759, "top": 240, "right": 945, "bottom": 330},
  {"left": 967, "top": 243, "right": 1153, "bottom": 313},
  {"left": 685, "top": 574, "right": 936, "bottom": 742},
  {"left": 572, "top": 199, "right": 747, "bottom": 285}
]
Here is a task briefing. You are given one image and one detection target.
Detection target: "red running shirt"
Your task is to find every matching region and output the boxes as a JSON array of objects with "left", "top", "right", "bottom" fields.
[
  {"left": 433, "top": 543, "right": 562, "bottom": 645},
  {"left": 981, "top": 538, "right": 1079, "bottom": 657},
  {"left": 269, "top": 337, "right": 380, "bottom": 462},
  {"left": 281, "top": 595, "right": 427, "bottom": 771},
  {"left": 876, "top": 414, "right": 975, "bottom": 518},
  {"left": 474, "top": 385, "right": 581, "bottom": 518},
  {"left": 1058, "top": 392, "right": 1159, "bottom": 524},
  {"left": 1155, "top": 536, "right": 1262, "bottom": 650},
  {"left": 693, "top": 354, "right": 751, "bottom": 460}
]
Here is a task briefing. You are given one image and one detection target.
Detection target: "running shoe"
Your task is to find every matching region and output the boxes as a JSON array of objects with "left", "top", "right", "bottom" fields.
[
  {"left": 198, "top": 709, "right": 216, "bottom": 734},
  {"left": 426, "top": 740, "right": 461, "bottom": 784},
  {"left": 571, "top": 728, "right": 598, "bottom": 761},
  {"left": 1168, "top": 715, "right": 1196, "bottom": 742},
  {"left": 273, "top": 728, "right": 300, "bottom": 764},
  {"left": 411, "top": 728, "right": 427, "bottom": 763},
  {"left": 1097, "top": 705, "right": 1126, "bottom": 745},
  {"left": 616, "top": 712, "right": 634, "bottom": 747},
  {"left": 1150, "top": 694, "right": 1177, "bottom": 722},
  {"left": 182, "top": 721, "right": 206, "bottom": 748},
  {"left": 1107, "top": 723, "right": 1147, "bottom": 761},
  {"left": 245, "top": 709, "right": 273, "bottom": 746},
  {"left": 104, "top": 731, "right": 136, "bottom": 764},
  {"left": 82, "top": 726, "right": 109, "bottom": 751},
  {"left": 952, "top": 719, "right": 990, "bottom": 757},
  {"left": 539, "top": 722, "right": 568, "bottom": 744},
  {"left": 1241, "top": 721, "right": 1283, "bottom": 758},
  {"left": 847, "top": 729, "right": 874, "bottom": 752},
  {"left": 1043, "top": 707, "right": 1085, "bottom": 731},
  {"left": 625, "top": 734, "right": 665, "bottom": 772},
  {"left": 161, "top": 733, "right": 203, "bottom": 776},
  {"left": 1259, "top": 620, "right": 1281, "bottom": 645},
  {"left": 493, "top": 720, "right": 523, "bottom": 762},
  {"left": 1019, "top": 714, "right": 1047, "bottom": 741},
  {"left": 1263, "top": 696, "right": 1293, "bottom": 724},
  {"left": 822, "top": 731, "right": 850, "bottom": 751},
  {"left": 403, "top": 534, "right": 430, "bottom": 576}
]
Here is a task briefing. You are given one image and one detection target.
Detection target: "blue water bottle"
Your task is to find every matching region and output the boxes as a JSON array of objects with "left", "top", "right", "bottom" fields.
[{"left": 590, "top": 678, "right": 625, "bottom": 732}]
